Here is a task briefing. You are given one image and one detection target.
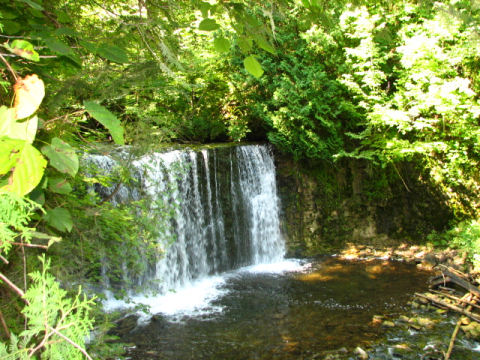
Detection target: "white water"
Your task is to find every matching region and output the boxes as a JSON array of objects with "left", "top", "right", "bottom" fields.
[
  {"left": 103, "top": 259, "right": 309, "bottom": 320},
  {"left": 90, "top": 145, "right": 289, "bottom": 318}
]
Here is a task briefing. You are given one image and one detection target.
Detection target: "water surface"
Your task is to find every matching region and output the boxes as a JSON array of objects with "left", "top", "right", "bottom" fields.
[{"left": 115, "top": 257, "right": 432, "bottom": 359}]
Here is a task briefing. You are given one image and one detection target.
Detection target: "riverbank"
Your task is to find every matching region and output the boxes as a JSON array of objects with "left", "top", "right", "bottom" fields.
[{"left": 326, "top": 243, "right": 480, "bottom": 360}]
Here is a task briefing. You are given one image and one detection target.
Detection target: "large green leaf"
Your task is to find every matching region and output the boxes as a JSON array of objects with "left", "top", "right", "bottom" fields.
[
  {"left": 97, "top": 44, "right": 129, "bottom": 63},
  {"left": 199, "top": 18, "right": 220, "bottom": 31},
  {"left": 244, "top": 55, "right": 264, "bottom": 78},
  {"left": 48, "top": 177, "right": 72, "bottom": 194},
  {"left": 0, "top": 106, "right": 38, "bottom": 143},
  {"left": 0, "top": 138, "right": 47, "bottom": 196},
  {"left": 41, "top": 138, "right": 79, "bottom": 177},
  {"left": 44, "top": 207, "right": 73, "bottom": 233},
  {"left": 214, "top": 37, "right": 230, "bottom": 53},
  {"left": 84, "top": 101, "right": 125, "bottom": 145}
]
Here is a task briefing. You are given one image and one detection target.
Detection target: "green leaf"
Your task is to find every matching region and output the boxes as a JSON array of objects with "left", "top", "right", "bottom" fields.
[
  {"left": 4, "top": 40, "right": 40, "bottom": 61},
  {"left": 18, "top": 0, "right": 44, "bottom": 11},
  {"left": 244, "top": 55, "right": 264, "bottom": 78},
  {"left": 48, "top": 177, "right": 72, "bottom": 194},
  {"left": 255, "top": 36, "right": 276, "bottom": 55},
  {"left": 97, "top": 44, "right": 129, "bottom": 63},
  {"left": 213, "top": 37, "right": 230, "bottom": 53},
  {"left": 199, "top": 18, "right": 220, "bottom": 31},
  {"left": 0, "top": 106, "right": 38, "bottom": 143},
  {"left": 41, "top": 138, "right": 79, "bottom": 177},
  {"left": 237, "top": 37, "right": 253, "bottom": 54},
  {"left": 43, "top": 37, "right": 72, "bottom": 55},
  {"left": 84, "top": 101, "right": 125, "bottom": 145},
  {"left": 0, "top": 138, "right": 47, "bottom": 196},
  {"left": 44, "top": 207, "right": 72, "bottom": 232}
]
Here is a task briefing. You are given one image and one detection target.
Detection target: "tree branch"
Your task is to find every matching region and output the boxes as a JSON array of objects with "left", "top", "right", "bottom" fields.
[
  {"left": 48, "top": 326, "right": 93, "bottom": 360},
  {"left": 0, "top": 53, "right": 18, "bottom": 81},
  {"left": 0, "top": 272, "right": 29, "bottom": 304}
]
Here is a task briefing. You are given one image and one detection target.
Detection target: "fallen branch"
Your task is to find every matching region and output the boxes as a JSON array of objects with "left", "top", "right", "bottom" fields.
[
  {"left": 437, "top": 266, "right": 480, "bottom": 297},
  {"left": 415, "top": 292, "right": 480, "bottom": 322},
  {"left": 430, "top": 290, "right": 480, "bottom": 311},
  {"left": 445, "top": 294, "right": 473, "bottom": 360}
]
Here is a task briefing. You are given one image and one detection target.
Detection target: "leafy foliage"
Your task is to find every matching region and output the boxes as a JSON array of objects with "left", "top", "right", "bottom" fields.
[{"left": 0, "top": 256, "right": 95, "bottom": 360}]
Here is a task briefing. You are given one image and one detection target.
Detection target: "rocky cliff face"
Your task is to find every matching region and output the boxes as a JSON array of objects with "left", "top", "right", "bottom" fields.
[{"left": 274, "top": 152, "right": 453, "bottom": 256}]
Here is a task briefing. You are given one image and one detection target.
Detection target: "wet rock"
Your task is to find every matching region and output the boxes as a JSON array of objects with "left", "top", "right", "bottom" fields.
[
  {"left": 354, "top": 346, "right": 369, "bottom": 359},
  {"left": 109, "top": 314, "right": 140, "bottom": 337},
  {"left": 382, "top": 320, "right": 396, "bottom": 328},
  {"left": 461, "top": 321, "right": 480, "bottom": 339},
  {"left": 371, "top": 315, "right": 383, "bottom": 325}
]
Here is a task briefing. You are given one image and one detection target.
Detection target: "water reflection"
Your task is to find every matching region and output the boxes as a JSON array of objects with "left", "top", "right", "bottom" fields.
[{"left": 115, "top": 257, "right": 432, "bottom": 359}]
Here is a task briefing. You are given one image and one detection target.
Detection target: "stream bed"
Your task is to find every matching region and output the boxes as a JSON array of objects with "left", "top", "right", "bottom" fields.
[{"left": 111, "top": 256, "right": 477, "bottom": 359}]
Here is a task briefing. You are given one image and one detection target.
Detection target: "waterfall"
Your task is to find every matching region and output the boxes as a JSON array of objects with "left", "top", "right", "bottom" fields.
[{"left": 87, "top": 144, "right": 285, "bottom": 299}]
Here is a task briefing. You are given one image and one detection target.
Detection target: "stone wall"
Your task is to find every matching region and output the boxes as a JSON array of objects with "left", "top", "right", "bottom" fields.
[{"left": 274, "top": 151, "right": 453, "bottom": 256}]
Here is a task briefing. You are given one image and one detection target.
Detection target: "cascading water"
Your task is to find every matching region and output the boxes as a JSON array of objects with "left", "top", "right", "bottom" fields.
[{"left": 87, "top": 144, "right": 286, "bottom": 316}]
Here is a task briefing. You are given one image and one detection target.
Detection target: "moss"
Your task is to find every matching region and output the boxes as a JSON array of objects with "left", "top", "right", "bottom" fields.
[{"left": 275, "top": 154, "right": 454, "bottom": 257}]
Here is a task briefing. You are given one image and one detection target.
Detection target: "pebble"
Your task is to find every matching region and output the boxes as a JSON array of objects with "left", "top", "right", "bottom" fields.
[{"left": 354, "top": 346, "right": 368, "bottom": 359}]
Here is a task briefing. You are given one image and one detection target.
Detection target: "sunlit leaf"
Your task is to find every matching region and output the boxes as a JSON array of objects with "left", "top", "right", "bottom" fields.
[
  {"left": 13, "top": 74, "right": 45, "bottom": 121},
  {"left": 244, "top": 55, "right": 264, "bottom": 78},
  {"left": 4, "top": 40, "right": 40, "bottom": 61},
  {"left": 214, "top": 37, "right": 230, "bottom": 53},
  {"left": 199, "top": 18, "right": 220, "bottom": 31},
  {"left": 84, "top": 101, "right": 125, "bottom": 145},
  {"left": 0, "top": 106, "right": 38, "bottom": 144},
  {"left": 0, "top": 138, "right": 47, "bottom": 196},
  {"left": 44, "top": 207, "right": 73, "bottom": 232},
  {"left": 41, "top": 138, "right": 79, "bottom": 177}
]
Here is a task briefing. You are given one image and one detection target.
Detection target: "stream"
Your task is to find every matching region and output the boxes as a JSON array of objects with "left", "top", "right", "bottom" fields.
[{"left": 112, "top": 257, "right": 434, "bottom": 359}]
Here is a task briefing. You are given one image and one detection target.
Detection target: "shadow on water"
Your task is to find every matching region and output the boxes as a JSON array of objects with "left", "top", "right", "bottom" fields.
[{"left": 114, "top": 257, "right": 432, "bottom": 359}]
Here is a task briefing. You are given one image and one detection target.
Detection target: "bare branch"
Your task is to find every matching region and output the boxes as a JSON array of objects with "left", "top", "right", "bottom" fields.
[
  {"left": 0, "top": 53, "right": 18, "bottom": 81},
  {"left": 0, "top": 272, "right": 29, "bottom": 305},
  {"left": 49, "top": 326, "right": 93, "bottom": 360}
]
